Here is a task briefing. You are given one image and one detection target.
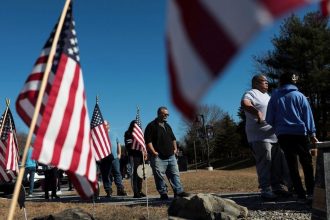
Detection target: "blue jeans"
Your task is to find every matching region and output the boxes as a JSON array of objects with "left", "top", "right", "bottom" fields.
[
  {"left": 251, "top": 142, "right": 290, "bottom": 192},
  {"left": 150, "top": 154, "right": 184, "bottom": 195},
  {"left": 110, "top": 158, "right": 124, "bottom": 189},
  {"left": 23, "top": 166, "right": 36, "bottom": 194},
  {"left": 100, "top": 156, "right": 124, "bottom": 191}
]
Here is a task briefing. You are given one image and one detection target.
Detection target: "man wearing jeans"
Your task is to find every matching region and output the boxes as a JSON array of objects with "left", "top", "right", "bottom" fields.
[
  {"left": 99, "top": 121, "right": 127, "bottom": 198},
  {"left": 242, "top": 74, "right": 291, "bottom": 200},
  {"left": 23, "top": 147, "right": 37, "bottom": 197},
  {"left": 144, "top": 106, "right": 189, "bottom": 200}
]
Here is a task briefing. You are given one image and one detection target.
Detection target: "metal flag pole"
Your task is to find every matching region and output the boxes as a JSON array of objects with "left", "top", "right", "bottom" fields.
[{"left": 7, "top": 0, "right": 72, "bottom": 219}]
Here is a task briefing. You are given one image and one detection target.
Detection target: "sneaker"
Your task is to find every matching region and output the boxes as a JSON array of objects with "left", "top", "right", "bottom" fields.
[
  {"left": 175, "top": 191, "right": 191, "bottom": 198},
  {"left": 28, "top": 194, "right": 33, "bottom": 197},
  {"left": 261, "top": 191, "right": 278, "bottom": 200},
  {"left": 273, "top": 189, "right": 292, "bottom": 198},
  {"left": 117, "top": 188, "right": 128, "bottom": 196},
  {"left": 160, "top": 193, "right": 169, "bottom": 200}
]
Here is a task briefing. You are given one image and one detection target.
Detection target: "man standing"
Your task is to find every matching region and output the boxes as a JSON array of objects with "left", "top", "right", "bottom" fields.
[
  {"left": 23, "top": 147, "right": 37, "bottom": 197},
  {"left": 99, "top": 121, "right": 127, "bottom": 198},
  {"left": 266, "top": 72, "right": 318, "bottom": 201},
  {"left": 144, "top": 106, "right": 189, "bottom": 200},
  {"left": 241, "top": 74, "right": 290, "bottom": 200}
]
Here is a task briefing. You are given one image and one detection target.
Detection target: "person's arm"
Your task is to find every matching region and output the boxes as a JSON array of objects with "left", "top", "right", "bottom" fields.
[
  {"left": 146, "top": 142, "right": 158, "bottom": 156},
  {"left": 173, "top": 140, "right": 178, "bottom": 155},
  {"left": 301, "top": 96, "right": 319, "bottom": 144},
  {"left": 241, "top": 99, "right": 263, "bottom": 123},
  {"left": 144, "top": 123, "right": 158, "bottom": 156},
  {"left": 117, "top": 140, "right": 121, "bottom": 159}
]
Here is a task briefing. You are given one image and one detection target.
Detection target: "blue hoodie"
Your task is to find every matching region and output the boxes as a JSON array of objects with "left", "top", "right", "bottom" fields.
[
  {"left": 266, "top": 84, "right": 316, "bottom": 136},
  {"left": 25, "top": 147, "right": 37, "bottom": 168}
]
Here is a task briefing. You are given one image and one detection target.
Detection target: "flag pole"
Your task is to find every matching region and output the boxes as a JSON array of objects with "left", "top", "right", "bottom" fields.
[
  {"left": 0, "top": 98, "right": 11, "bottom": 137},
  {"left": 137, "top": 106, "right": 150, "bottom": 219},
  {"left": 7, "top": 0, "right": 72, "bottom": 219}
]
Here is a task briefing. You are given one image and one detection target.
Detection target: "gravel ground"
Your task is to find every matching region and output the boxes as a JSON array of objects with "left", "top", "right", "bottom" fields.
[{"left": 221, "top": 193, "right": 312, "bottom": 220}]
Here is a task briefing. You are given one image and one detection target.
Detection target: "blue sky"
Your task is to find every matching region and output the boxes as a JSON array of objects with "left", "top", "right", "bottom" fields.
[{"left": 0, "top": 1, "right": 319, "bottom": 143}]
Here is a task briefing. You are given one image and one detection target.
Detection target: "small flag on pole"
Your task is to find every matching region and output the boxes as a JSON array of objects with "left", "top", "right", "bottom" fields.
[
  {"left": 91, "top": 98, "right": 112, "bottom": 161},
  {"left": 15, "top": 3, "right": 97, "bottom": 198},
  {"left": 0, "top": 108, "right": 19, "bottom": 182},
  {"left": 132, "top": 107, "right": 146, "bottom": 153}
]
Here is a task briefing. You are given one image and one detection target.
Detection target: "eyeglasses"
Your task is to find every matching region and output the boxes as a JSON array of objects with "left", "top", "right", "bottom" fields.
[{"left": 161, "top": 113, "right": 169, "bottom": 117}]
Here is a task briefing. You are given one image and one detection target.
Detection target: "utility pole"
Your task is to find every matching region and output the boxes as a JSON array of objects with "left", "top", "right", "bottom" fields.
[{"left": 196, "top": 114, "right": 214, "bottom": 171}]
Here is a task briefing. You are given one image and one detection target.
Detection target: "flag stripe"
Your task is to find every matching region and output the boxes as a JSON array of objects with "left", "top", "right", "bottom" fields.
[
  {"left": 174, "top": 0, "right": 237, "bottom": 75},
  {"left": 167, "top": 0, "right": 320, "bottom": 120}
]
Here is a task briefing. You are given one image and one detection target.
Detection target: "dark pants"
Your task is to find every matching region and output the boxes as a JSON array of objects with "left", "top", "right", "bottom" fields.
[
  {"left": 23, "top": 166, "right": 36, "bottom": 194},
  {"left": 44, "top": 168, "right": 58, "bottom": 198},
  {"left": 130, "top": 155, "right": 143, "bottom": 195},
  {"left": 99, "top": 155, "right": 124, "bottom": 191},
  {"left": 278, "top": 134, "right": 314, "bottom": 196}
]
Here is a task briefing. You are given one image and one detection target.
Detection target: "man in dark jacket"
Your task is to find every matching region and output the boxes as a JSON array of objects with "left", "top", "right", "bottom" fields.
[{"left": 144, "top": 106, "right": 189, "bottom": 200}]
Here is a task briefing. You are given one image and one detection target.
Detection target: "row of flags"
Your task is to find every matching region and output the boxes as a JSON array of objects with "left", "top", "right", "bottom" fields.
[
  {"left": 2, "top": 0, "right": 329, "bottom": 203},
  {"left": 3, "top": 2, "right": 147, "bottom": 201}
]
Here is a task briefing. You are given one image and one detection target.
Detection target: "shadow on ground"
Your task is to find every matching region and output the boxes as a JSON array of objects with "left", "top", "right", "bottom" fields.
[{"left": 217, "top": 193, "right": 312, "bottom": 213}]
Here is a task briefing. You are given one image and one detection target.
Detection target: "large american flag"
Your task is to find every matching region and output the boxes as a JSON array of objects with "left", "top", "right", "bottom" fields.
[
  {"left": 132, "top": 108, "right": 146, "bottom": 153},
  {"left": 0, "top": 108, "right": 19, "bottom": 182},
  {"left": 166, "top": 0, "right": 326, "bottom": 120},
  {"left": 90, "top": 101, "right": 111, "bottom": 161},
  {"left": 15, "top": 4, "right": 97, "bottom": 198}
]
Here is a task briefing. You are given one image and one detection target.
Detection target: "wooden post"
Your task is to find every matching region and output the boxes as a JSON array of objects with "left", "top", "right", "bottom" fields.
[
  {"left": 312, "top": 141, "right": 330, "bottom": 220},
  {"left": 7, "top": 0, "right": 72, "bottom": 219}
]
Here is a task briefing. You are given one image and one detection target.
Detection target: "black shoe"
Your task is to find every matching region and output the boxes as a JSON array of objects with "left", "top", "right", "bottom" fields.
[
  {"left": 160, "top": 193, "right": 169, "bottom": 200},
  {"left": 117, "top": 188, "right": 128, "bottom": 196},
  {"left": 176, "top": 191, "right": 190, "bottom": 198},
  {"left": 51, "top": 195, "right": 60, "bottom": 199},
  {"left": 273, "top": 189, "right": 292, "bottom": 198},
  {"left": 105, "top": 189, "right": 112, "bottom": 198},
  {"left": 134, "top": 194, "right": 142, "bottom": 198},
  {"left": 139, "top": 192, "right": 146, "bottom": 197}
]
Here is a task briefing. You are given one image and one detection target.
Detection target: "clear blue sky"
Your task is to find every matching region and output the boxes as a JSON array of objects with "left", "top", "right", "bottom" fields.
[{"left": 0, "top": 1, "right": 319, "bottom": 143}]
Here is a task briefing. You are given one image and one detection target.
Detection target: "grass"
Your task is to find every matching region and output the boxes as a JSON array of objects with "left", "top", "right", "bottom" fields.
[{"left": 0, "top": 166, "right": 258, "bottom": 219}]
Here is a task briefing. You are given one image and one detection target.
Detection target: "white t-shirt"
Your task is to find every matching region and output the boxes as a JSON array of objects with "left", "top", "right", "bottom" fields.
[{"left": 242, "top": 89, "right": 277, "bottom": 143}]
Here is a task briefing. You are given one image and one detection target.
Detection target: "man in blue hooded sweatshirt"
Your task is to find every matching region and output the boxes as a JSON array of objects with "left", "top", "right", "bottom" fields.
[{"left": 266, "top": 72, "right": 318, "bottom": 201}]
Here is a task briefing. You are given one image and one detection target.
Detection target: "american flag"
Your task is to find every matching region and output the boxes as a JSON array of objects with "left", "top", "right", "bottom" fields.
[
  {"left": 0, "top": 108, "right": 19, "bottom": 182},
  {"left": 166, "top": 0, "right": 325, "bottom": 120},
  {"left": 15, "top": 4, "right": 97, "bottom": 198},
  {"left": 132, "top": 108, "right": 146, "bottom": 153},
  {"left": 90, "top": 101, "right": 111, "bottom": 161}
]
